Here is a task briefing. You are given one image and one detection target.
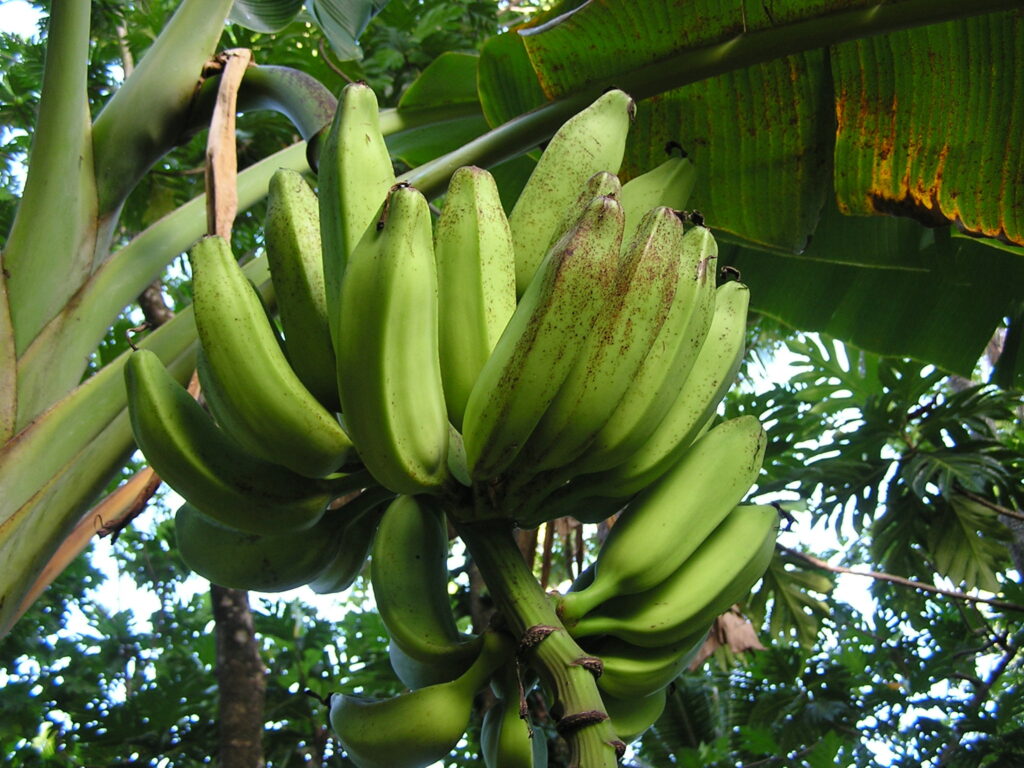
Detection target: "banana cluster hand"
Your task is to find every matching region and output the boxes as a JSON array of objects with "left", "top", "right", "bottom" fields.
[
  {"left": 558, "top": 502, "right": 777, "bottom": 743},
  {"left": 570, "top": 504, "right": 778, "bottom": 648},
  {"left": 175, "top": 486, "right": 391, "bottom": 593}
]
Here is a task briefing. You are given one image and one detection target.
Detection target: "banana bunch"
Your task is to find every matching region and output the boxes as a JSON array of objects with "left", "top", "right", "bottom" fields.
[
  {"left": 124, "top": 154, "right": 392, "bottom": 592},
  {"left": 121, "top": 80, "right": 779, "bottom": 763}
]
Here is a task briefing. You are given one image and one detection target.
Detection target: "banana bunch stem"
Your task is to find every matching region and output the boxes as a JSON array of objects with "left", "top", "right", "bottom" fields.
[{"left": 454, "top": 517, "right": 624, "bottom": 768}]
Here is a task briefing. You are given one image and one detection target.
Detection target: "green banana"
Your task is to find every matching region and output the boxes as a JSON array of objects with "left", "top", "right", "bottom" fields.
[
  {"left": 434, "top": 166, "right": 517, "bottom": 432},
  {"left": 565, "top": 223, "right": 719, "bottom": 476},
  {"left": 518, "top": 279, "right": 749, "bottom": 523},
  {"left": 174, "top": 501, "right": 362, "bottom": 592},
  {"left": 569, "top": 504, "right": 780, "bottom": 647},
  {"left": 318, "top": 81, "right": 396, "bottom": 346},
  {"left": 461, "top": 194, "right": 624, "bottom": 486},
  {"left": 371, "top": 495, "right": 481, "bottom": 686},
  {"left": 193, "top": 344, "right": 274, "bottom": 463},
  {"left": 336, "top": 184, "right": 451, "bottom": 495},
  {"left": 507, "top": 206, "right": 692, "bottom": 478},
  {"left": 481, "top": 665, "right": 546, "bottom": 768},
  {"left": 619, "top": 150, "right": 697, "bottom": 246},
  {"left": 330, "top": 630, "right": 512, "bottom": 768},
  {"left": 386, "top": 639, "right": 463, "bottom": 691},
  {"left": 553, "top": 170, "right": 622, "bottom": 251},
  {"left": 509, "top": 89, "right": 634, "bottom": 295},
  {"left": 308, "top": 487, "right": 395, "bottom": 594},
  {"left": 124, "top": 348, "right": 362, "bottom": 536},
  {"left": 264, "top": 167, "right": 339, "bottom": 411},
  {"left": 567, "top": 279, "right": 751, "bottom": 500},
  {"left": 590, "top": 632, "right": 707, "bottom": 701},
  {"left": 559, "top": 415, "right": 767, "bottom": 623},
  {"left": 601, "top": 687, "right": 668, "bottom": 743},
  {"left": 189, "top": 235, "right": 356, "bottom": 478}
]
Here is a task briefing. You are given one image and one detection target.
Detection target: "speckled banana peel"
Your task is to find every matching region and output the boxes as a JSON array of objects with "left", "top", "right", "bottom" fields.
[
  {"left": 461, "top": 194, "right": 624, "bottom": 486},
  {"left": 509, "top": 89, "right": 634, "bottom": 295}
]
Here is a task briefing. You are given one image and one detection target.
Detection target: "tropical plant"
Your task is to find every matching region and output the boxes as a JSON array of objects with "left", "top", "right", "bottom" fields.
[{"left": 1, "top": 0, "right": 1023, "bottom": 765}]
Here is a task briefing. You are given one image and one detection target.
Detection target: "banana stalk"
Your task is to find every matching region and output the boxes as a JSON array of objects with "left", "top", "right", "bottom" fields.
[{"left": 454, "top": 517, "right": 623, "bottom": 768}]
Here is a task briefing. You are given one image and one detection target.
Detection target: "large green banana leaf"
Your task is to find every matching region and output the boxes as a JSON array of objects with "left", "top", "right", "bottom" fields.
[
  {"left": 228, "top": 0, "right": 389, "bottom": 60},
  {"left": 474, "top": 0, "right": 1024, "bottom": 376}
]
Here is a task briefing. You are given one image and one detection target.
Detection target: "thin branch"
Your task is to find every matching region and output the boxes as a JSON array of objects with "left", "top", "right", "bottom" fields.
[
  {"left": 780, "top": 547, "right": 1024, "bottom": 613},
  {"left": 936, "top": 634, "right": 1021, "bottom": 767},
  {"left": 318, "top": 36, "right": 353, "bottom": 82},
  {"left": 740, "top": 743, "right": 818, "bottom": 767},
  {"left": 957, "top": 488, "right": 1024, "bottom": 523},
  {"left": 115, "top": 23, "right": 134, "bottom": 77}
]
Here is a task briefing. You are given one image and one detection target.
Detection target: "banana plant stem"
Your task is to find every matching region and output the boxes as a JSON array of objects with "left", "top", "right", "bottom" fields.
[{"left": 454, "top": 518, "right": 624, "bottom": 768}]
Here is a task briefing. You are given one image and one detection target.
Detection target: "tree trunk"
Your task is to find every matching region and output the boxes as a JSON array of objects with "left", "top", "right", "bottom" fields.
[{"left": 211, "top": 584, "right": 266, "bottom": 768}]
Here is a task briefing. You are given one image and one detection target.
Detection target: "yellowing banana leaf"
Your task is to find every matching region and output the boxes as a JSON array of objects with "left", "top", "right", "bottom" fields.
[
  {"left": 832, "top": 15, "right": 1023, "bottom": 245},
  {"left": 474, "top": 1, "right": 1024, "bottom": 374}
]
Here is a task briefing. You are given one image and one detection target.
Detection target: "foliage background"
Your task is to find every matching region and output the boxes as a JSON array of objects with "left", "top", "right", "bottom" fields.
[{"left": 1, "top": 1, "right": 1022, "bottom": 766}]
